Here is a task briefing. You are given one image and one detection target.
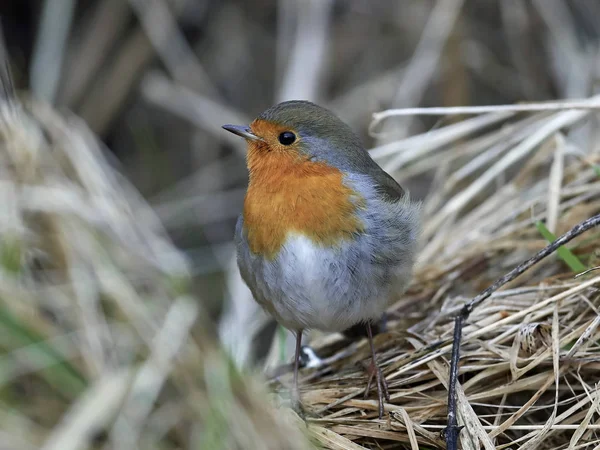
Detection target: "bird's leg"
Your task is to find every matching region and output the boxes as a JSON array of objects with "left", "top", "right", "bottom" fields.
[
  {"left": 291, "top": 329, "right": 305, "bottom": 417},
  {"left": 363, "top": 321, "right": 390, "bottom": 419}
]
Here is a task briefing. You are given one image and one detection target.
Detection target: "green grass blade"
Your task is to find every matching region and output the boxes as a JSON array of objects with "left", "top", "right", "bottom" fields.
[
  {"left": 535, "top": 221, "right": 587, "bottom": 273},
  {"left": 278, "top": 325, "right": 287, "bottom": 363},
  {"left": 0, "top": 305, "right": 87, "bottom": 397}
]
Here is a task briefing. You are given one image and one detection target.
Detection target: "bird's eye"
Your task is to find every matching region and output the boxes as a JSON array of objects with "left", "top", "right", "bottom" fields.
[{"left": 278, "top": 131, "right": 296, "bottom": 145}]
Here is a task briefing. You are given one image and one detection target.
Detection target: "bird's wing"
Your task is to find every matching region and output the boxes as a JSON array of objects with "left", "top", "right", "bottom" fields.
[{"left": 368, "top": 165, "right": 405, "bottom": 203}]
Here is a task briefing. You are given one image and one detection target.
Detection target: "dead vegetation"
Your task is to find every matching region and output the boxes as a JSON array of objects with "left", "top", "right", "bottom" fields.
[
  {"left": 0, "top": 94, "right": 313, "bottom": 450},
  {"left": 3, "top": 88, "right": 600, "bottom": 450},
  {"left": 2, "top": 1, "right": 600, "bottom": 449},
  {"left": 270, "top": 103, "right": 600, "bottom": 449}
]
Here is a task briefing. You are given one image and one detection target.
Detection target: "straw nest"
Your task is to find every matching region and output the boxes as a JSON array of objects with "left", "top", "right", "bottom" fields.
[
  {"left": 267, "top": 102, "right": 600, "bottom": 449},
  {"left": 0, "top": 95, "right": 313, "bottom": 450}
]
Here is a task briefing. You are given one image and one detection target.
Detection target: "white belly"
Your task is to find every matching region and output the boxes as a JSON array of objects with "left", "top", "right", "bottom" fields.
[{"left": 245, "top": 233, "right": 403, "bottom": 331}]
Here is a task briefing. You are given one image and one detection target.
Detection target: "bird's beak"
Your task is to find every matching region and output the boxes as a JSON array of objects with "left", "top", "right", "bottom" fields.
[{"left": 222, "top": 124, "right": 262, "bottom": 142}]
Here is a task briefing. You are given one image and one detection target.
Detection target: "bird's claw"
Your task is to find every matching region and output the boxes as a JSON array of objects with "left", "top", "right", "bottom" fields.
[
  {"left": 290, "top": 388, "right": 306, "bottom": 420},
  {"left": 362, "top": 360, "right": 390, "bottom": 419}
]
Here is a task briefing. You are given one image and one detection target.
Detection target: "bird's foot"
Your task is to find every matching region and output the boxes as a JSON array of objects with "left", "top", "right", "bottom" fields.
[
  {"left": 362, "top": 360, "right": 390, "bottom": 419},
  {"left": 290, "top": 388, "right": 306, "bottom": 420}
]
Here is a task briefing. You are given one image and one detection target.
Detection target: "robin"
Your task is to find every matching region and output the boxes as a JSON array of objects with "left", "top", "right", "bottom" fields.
[{"left": 223, "top": 100, "right": 420, "bottom": 419}]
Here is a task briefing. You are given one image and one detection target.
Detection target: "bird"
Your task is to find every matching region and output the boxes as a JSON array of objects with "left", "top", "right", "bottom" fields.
[{"left": 222, "top": 100, "right": 420, "bottom": 419}]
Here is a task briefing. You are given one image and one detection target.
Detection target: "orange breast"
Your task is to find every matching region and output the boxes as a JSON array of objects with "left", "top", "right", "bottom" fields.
[{"left": 243, "top": 137, "right": 365, "bottom": 259}]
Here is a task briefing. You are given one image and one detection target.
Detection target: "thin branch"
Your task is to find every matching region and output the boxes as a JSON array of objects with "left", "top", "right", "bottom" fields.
[
  {"left": 443, "top": 314, "right": 464, "bottom": 447},
  {"left": 466, "top": 214, "right": 600, "bottom": 315},
  {"left": 445, "top": 213, "right": 600, "bottom": 449}
]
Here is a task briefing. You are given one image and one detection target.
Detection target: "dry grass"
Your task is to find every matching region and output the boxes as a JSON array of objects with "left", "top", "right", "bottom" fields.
[
  {"left": 267, "top": 104, "right": 600, "bottom": 449},
  {"left": 3, "top": 62, "right": 600, "bottom": 450},
  {"left": 0, "top": 95, "right": 313, "bottom": 450},
  {"left": 3, "top": 54, "right": 600, "bottom": 450},
  {"left": 3, "top": 1, "right": 600, "bottom": 449}
]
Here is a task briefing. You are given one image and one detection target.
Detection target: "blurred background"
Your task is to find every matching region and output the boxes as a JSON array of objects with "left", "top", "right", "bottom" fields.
[
  {"left": 4, "top": 0, "right": 600, "bottom": 367},
  {"left": 1, "top": 1, "right": 600, "bottom": 448}
]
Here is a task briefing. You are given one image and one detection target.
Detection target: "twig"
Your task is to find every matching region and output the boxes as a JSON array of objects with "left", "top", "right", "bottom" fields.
[
  {"left": 443, "top": 314, "right": 464, "bottom": 446},
  {"left": 430, "top": 424, "right": 600, "bottom": 431},
  {"left": 444, "top": 213, "right": 600, "bottom": 449}
]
